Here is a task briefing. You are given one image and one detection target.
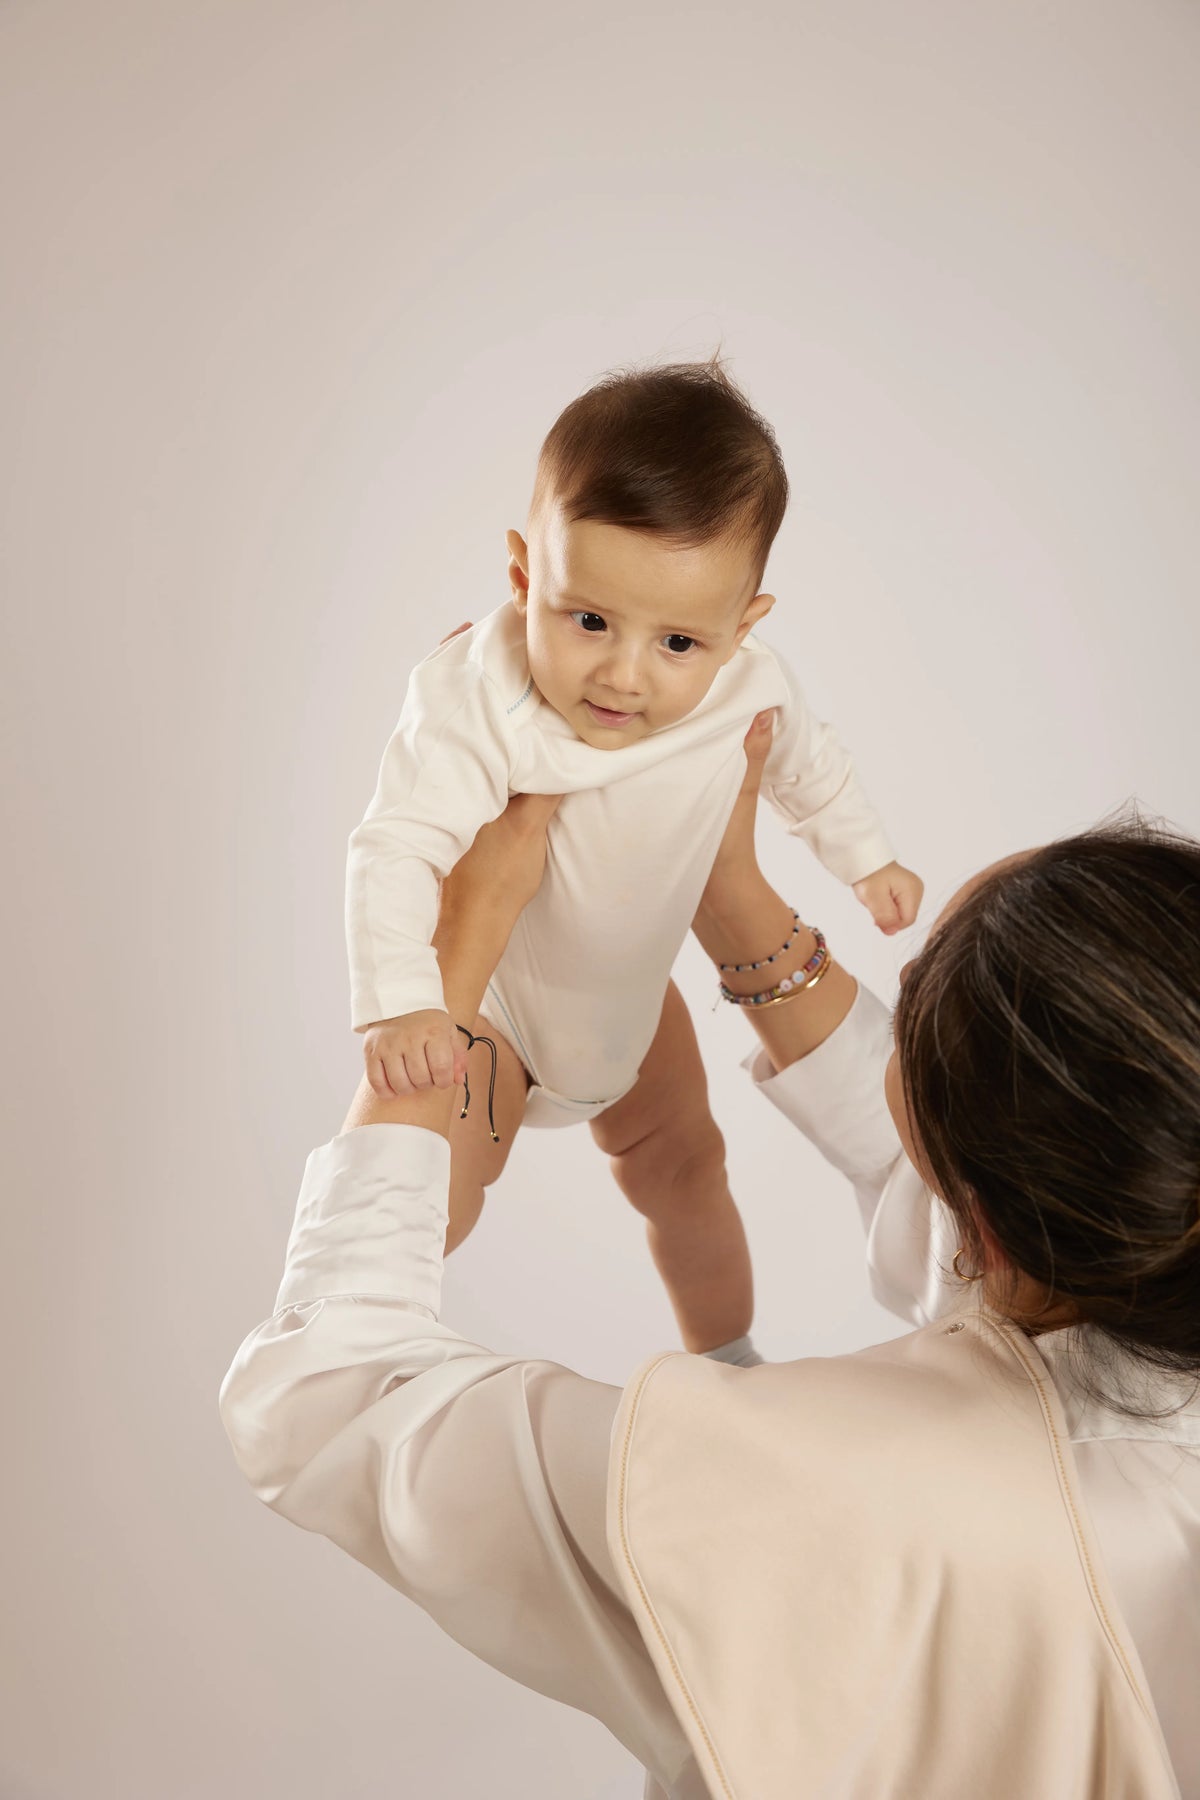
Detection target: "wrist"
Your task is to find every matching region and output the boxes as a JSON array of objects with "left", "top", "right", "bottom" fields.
[
  {"left": 693, "top": 872, "right": 859, "bottom": 1071},
  {"left": 693, "top": 872, "right": 796, "bottom": 970}
]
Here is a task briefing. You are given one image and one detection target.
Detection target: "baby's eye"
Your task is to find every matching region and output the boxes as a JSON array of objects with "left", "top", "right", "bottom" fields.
[
  {"left": 569, "top": 610, "right": 607, "bottom": 634},
  {"left": 663, "top": 634, "right": 698, "bottom": 655}
]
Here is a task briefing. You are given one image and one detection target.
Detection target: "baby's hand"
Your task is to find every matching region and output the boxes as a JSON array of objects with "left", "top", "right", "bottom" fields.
[
  {"left": 852, "top": 861, "right": 924, "bottom": 936},
  {"left": 361, "top": 1009, "right": 467, "bottom": 1099}
]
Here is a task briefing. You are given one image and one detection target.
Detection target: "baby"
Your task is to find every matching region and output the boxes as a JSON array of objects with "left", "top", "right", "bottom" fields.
[{"left": 346, "top": 357, "right": 922, "bottom": 1367}]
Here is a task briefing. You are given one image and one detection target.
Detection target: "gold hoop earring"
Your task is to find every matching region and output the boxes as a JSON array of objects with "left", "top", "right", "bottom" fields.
[{"left": 952, "top": 1246, "right": 983, "bottom": 1284}]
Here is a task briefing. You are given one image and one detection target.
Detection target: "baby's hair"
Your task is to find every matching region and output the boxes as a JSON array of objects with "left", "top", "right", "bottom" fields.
[{"left": 531, "top": 351, "right": 788, "bottom": 592}]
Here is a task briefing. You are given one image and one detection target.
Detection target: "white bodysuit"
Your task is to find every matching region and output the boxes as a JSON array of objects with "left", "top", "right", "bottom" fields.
[{"left": 346, "top": 602, "right": 894, "bottom": 1126}]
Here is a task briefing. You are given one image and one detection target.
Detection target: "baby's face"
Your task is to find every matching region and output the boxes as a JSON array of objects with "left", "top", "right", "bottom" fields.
[{"left": 508, "top": 500, "right": 774, "bottom": 749}]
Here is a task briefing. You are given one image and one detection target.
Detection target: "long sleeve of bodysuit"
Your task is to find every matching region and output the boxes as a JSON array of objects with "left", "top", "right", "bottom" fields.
[
  {"left": 345, "top": 648, "right": 516, "bottom": 1030},
  {"left": 758, "top": 648, "right": 895, "bottom": 886}
]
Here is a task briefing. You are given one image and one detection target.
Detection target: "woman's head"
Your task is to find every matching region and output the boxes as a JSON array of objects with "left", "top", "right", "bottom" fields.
[{"left": 888, "top": 813, "right": 1200, "bottom": 1388}]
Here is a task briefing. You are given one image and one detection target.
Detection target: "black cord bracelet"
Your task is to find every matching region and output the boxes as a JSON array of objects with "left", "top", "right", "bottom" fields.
[{"left": 456, "top": 1023, "right": 500, "bottom": 1143}]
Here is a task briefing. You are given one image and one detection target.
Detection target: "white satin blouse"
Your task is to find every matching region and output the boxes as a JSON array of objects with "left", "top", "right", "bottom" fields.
[{"left": 219, "top": 981, "right": 1200, "bottom": 1799}]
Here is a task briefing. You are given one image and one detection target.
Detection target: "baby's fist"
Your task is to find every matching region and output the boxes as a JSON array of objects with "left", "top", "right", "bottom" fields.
[
  {"left": 852, "top": 861, "right": 924, "bottom": 936},
  {"left": 361, "top": 1009, "right": 466, "bottom": 1099}
]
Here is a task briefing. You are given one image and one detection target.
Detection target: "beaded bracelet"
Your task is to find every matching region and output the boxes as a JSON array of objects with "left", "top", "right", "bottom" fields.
[
  {"left": 736, "top": 949, "right": 835, "bottom": 1008},
  {"left": 719, "top": 927, "right": 832, "bottom": 1007},
  {"left": 718, "top": 907, "right": 803, "bottom": 974}
]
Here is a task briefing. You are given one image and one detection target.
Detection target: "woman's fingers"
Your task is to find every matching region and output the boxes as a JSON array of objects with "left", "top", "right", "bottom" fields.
[
  {"left": 742, "top": 709, "right": 775, "bottom": 790},
  {"left": 706, "top": 712, "right": 774, "bottom": 878},
  {"left": 729, "top": 710, "right": 775, "bottom": 815}
]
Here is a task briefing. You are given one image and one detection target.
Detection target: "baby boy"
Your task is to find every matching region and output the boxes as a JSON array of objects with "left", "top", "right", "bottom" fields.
[{"left": 345, "top": 356, "right": 922, "bottom": 1367}]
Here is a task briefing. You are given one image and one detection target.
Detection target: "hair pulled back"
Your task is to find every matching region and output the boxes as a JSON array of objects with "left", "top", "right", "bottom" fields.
[{"left": 894, "top": 812, "right": 1200, "bottom": 1398}]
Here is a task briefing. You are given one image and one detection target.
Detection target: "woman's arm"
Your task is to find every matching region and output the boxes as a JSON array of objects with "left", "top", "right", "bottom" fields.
[
  {"left": 341, "top": 787, "right": 561, "bottom": 1134},
  {"left": 221, "top": 783, "right": 701, "bottom": 1794},
  {"left": 693, "top": 713, "right": 908, "bottom": 1223},
  {"left": 692, "top": 862, "right": 861, "bottom": 1074},
  {"left": 693, "top": 713, "right": 861, "bottom": 1072}
]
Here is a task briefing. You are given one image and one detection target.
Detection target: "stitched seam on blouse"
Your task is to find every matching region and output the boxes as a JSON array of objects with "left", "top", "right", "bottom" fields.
[
  {"left": 978, "top": 1317, "right": 1159, "bottom": 1728},
  {"left": 615, "top": 1356, "right": 736, "bottom": 1800}
]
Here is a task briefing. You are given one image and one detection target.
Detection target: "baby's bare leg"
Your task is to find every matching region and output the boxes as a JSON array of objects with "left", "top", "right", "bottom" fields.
[
  {"left": 444, "top": 1013, "right": 530, "bottom": 1255},
  {"left": 590, "top": 981, "right": 753, "bottom": 1354}
]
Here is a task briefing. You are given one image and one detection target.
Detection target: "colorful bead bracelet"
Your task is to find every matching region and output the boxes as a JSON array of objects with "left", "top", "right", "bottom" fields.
[
  {"left": 718, "top": 926, "right": 832, "bottom": 1008},
  {"left": 718, "top": 907, "right": 803, "bottom": 974}
]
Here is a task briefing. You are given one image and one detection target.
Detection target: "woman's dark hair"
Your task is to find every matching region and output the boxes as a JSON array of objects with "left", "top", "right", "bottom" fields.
[
  {"left": 894, "top": 810, "right": 1200, "bottom": 1410},
  {"left": 530, "top": 352, "right": 789, "bottom": 592}
]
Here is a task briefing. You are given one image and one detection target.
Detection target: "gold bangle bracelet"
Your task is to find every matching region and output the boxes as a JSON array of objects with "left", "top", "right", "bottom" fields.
[
  {"left": 729, "top": 954, "right": 837, "bottom": 1008},
  {"left": 801, "top": 951, "right": 835, "bottom": 991}
]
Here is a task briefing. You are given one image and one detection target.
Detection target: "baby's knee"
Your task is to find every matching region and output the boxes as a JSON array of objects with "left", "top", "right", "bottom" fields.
[{"left": 609, "top": 1117, "right": 727, "bottom": 1218}]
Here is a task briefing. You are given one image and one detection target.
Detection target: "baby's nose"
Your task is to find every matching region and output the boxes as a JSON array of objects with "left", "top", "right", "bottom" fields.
[{"left": 595, "top": 644, "right": 645, "bottom": 697}]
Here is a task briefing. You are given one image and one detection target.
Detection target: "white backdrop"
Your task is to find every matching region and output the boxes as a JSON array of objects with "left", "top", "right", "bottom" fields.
[{"left": 2, "top": 2, "right": 1198, "bottom": 1796}]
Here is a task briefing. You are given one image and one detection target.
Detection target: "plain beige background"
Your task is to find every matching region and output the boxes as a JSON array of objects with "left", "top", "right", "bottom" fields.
[{"left": 2, "top": 2, "right": 1198, "bottom": 1796}]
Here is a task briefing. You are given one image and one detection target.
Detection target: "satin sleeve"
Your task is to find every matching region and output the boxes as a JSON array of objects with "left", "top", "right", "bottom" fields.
[
  {"left": 217, "top": 1124, "right": 703, "bottom": 1795},
  {"left": 740, "top": 979, "right": 961, "bottom": 1326}
]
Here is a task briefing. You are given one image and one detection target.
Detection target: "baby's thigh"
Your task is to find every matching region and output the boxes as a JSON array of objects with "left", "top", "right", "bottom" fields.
[
  {"left": 589, "top": 982, "right": 724, "bottom": 1180},
  {"left": 449, "top": 1010, "right": 531, "bottom": 1194}
]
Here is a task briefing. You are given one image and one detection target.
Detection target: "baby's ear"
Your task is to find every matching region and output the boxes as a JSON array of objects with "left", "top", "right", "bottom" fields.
[
  {"left": 733, "top": 590, "right": 776, "bottom": 645},
  {"left": 506, "top": 528, "right": 530, "bottom": 614}
]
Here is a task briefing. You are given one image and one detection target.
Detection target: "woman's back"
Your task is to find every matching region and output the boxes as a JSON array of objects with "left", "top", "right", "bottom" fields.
[
  {"left": 614, "top": 1312, "right": 1186, "bottom": 1799},
  {"left": 748, "top": 965, "right": 1200, "bottom": 1795}
]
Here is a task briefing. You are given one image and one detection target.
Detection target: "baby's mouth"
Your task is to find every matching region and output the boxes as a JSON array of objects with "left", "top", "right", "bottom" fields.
[{"left": 584, "top": 700, "right": 638, "bottom": 728}]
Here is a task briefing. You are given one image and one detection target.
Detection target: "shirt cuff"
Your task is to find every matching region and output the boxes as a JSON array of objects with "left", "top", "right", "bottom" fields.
[
  {"left": 275, "top": 1123, "right": 451, "bottom": 1317},
  {"left": 739, "top": 979, "right": 905, "bottom": 1183},
  {"left": 823, "top": 828, "right": 897, "bottom": 888},
  {"left": 350, "top": 974, "right": 448, "bottom": 1032}
]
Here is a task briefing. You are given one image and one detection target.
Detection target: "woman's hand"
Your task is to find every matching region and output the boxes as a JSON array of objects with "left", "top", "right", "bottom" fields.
[
  {"left": 693, "top": 710, "right": 860, "bottom": 1072},
  {"left": 705, "top": 709, "right": 776, "bottom": 887},
  {"left": 431, "top": 615, "right": 564, "bottom": 1007},
  {"left": 694, "top": 710, "right": 795, "bottom": 966},
  {"left": 435, "top": 790, "right": 564, "bottom": 1011}
]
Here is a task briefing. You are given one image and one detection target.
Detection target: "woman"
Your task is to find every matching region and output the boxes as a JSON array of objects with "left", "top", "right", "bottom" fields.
[{"left": 219, "top": 715, "right": 1200, "bottom": 1799}]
